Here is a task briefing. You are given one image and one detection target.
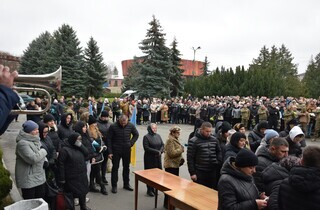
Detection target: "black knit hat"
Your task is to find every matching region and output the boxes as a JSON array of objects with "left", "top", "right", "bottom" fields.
[
  {"left": 100, "top": 110, "right": 109, "bottom": 117},
  {"left": 257, "top": 120, "right": 269, "bottom": 131},
  {"left": 235, "top": 149, "right": 258, "bottom": 167},
  {"left": 43, "top": 114, "right": 55, "bottom": 123},
  {"left": 221, "top": 121, "right": 232, "bottom": 134},
  {"left": 88, "top": 115, "right": 97, "bottom": 125}
]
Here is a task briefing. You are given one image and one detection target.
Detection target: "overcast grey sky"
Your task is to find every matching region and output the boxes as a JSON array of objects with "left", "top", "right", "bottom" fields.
[{"left": 1, "top": 0, "right": 319, "bottom": 75}]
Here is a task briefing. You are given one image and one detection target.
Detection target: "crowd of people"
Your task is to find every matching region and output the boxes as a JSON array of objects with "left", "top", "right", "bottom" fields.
[{"left": 1, "top": 64, "right": 320, "bottom": 210}]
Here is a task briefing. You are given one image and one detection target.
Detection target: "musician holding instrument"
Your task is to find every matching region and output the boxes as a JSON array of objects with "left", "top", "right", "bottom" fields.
[{"left": 0, "top": 65, "right": 19, "bottom": 135}]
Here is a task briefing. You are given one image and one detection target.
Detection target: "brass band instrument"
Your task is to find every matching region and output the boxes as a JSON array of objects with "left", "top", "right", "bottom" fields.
[{"left": 11, "top": 66, "right": 62, "bottom": 115}]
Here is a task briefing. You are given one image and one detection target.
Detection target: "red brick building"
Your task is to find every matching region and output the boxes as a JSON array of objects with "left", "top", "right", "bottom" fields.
[
  {"left": 121, "top": 59, "right": 204, "bottom": 77},
  {"left": 0, "top": 51, "right": 20, "bottom": 70}
]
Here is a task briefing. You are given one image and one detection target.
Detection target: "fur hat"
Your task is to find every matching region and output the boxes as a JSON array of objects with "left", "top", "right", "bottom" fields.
[
  {"left": 279, "top": 156, "right": 301, "bottom": 171},
  {"left": 235, "top": 149, "right": 258, "bottom": 168},
  {"left": 23, "top": 120, "right": 39, "bottom": 133}
]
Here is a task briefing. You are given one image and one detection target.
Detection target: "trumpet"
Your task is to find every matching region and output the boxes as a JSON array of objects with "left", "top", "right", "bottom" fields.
[{"left": 11, "top": 66, "right": 62, "bottom": 115}]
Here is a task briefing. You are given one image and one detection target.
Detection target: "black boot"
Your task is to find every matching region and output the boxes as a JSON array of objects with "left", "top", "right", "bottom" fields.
[
  {"left": 101, "top": 177, "right": 108, "bottom": 185},
  {"left": 100, "top": 185, "right": 108, "bottom": 195},
  {"left": 89, "top": 182, "right": 99, "bottom": 193}
]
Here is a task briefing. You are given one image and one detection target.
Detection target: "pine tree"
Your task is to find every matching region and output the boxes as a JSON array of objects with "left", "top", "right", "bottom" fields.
[
  {"left": 84, "top": 37, "right": 108, "bottom": 98},
  {"left": 201, "top": 56, "right": 210, "bottom": 76},
  {"left": 19, "top": 31, "right": 53, "bottom": 74},
  {"left": 48, "top": 24, "right": 86, "bottom": 97},
  {"left": 169, "top": 37, "right": 184, "bottom": 97},
  {"left": 136, "top": 15, "right": 171, "bottom": 98},
  {"left": 113, "top": 66, "right": 119, "bottom": 76}
]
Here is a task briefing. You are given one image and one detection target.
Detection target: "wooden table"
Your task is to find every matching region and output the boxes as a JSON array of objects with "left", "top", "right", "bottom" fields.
[
  {"left": 165, "top": 184, "right": 218, "bottom": 210},
  {"left": 134, "top": 168, "right": 195, "bottom": 210}
]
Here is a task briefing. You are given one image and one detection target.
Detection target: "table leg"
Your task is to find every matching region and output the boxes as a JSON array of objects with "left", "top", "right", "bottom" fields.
[
  {"left": 155, "top": 189, "right": 158, "bottom": 208},
  {"left": 168, "top": 196, "right": 174, "bottom": 210},
  {"left": 135, "top": 175, "right": 138, "bottom": 210}
]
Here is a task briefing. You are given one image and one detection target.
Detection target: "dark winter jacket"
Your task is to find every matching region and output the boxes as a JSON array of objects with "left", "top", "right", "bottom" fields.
[
  {"left": 223, "top": 143, "right": 241, "bottom": 163},
  {"left": 261, "top": 163, "right": 289, "bottom": 196},
  {"left": 0, "top": 85, "right": 19, "bottom": 135},
  {"left": 107, "top": 121, "right": 139, "bottom": 154},
  {"left": 57, "top": 113, "right": 74, "bottom": 141},
  {"left": 268, "top": 166, "right": 320, "bottom": 210},
  {"left": 285, "top": 135, "right": 302, "bottom": 157},
  {"left": 218, "top": 157, "right": 259, "bottom": 210},
  {"left": 58, "top": 135, "right": 89, "bottom": 197},
  {"left": 38, "top": 123, "right": 57, "bottom": 165},
  {"left": 97, "top": 118, "right": 111, "bottom": 144},
  {"left": 74, "top": 121, "right": 95, "bottom": 162},
  {"left": 254, "top": 146, "right": 279, "bottom": 192},
  {"left": 47, "top": 126, "right": 61, "bottom": 152},
  {"left": 187, "top": 130, "right": 221, "bottom": 176},
  {"left": 143, "top": 126, "right": 164, "bottom": 170},
  {"left": 248, "top": 125, "right": 264, "bottom": 152}
]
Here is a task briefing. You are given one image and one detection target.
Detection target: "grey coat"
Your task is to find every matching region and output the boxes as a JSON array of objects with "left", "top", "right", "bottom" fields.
[{"left": 15, "top": 130, "right": 47, "bottom": 189}]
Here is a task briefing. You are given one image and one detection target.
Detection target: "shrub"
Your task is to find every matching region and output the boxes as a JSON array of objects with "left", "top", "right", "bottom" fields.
[{"left": 0, "top": 148, "right": 13, "bottom": 206}]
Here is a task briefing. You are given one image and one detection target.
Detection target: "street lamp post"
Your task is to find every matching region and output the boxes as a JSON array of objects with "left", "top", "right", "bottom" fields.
[{"left": 192, "top": 46, "right": 201, "bottom": 79}]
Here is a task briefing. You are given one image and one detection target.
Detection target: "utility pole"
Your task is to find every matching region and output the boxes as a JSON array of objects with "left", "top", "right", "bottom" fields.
[{"left": 192, "top": 46, "right": 201, "bottom": 79}]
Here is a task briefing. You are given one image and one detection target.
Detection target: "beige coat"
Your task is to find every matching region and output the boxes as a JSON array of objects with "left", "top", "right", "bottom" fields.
[{"left": 163, "top": 134, "right": 184, "bottom": 168}]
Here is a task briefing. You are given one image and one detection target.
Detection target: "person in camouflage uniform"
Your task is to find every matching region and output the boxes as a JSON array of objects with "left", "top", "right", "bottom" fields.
[{"left": 240, "top": 104, "right": 250, "bottom": 129}]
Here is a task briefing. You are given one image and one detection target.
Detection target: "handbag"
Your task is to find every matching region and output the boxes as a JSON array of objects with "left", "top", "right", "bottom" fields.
[
  {"left": 92, "top": 153, "right": 104, "bottom": 165},
  {"left": 56, "top": 191, "right": 74, "bottom": 210}
]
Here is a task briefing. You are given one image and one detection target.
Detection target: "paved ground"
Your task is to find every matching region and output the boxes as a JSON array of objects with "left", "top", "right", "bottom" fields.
[
  {"left": 1, "top": 115, "right": 318, "bottom": 210},
  {"left": 0, "top": 115, "right": 193, "bottom": 210}
]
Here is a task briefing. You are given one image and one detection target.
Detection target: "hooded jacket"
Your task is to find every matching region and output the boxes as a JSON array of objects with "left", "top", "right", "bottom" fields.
[
  {"left": 15, "top": 129, "right": 47, "bottom": 189},
  {"left": 57, "top": 133, "right": 89, "bottom": 196},
  {"left": 268, "top": 166, "right": 320, "bottom": 210},
  {"left": 218, "top": 157, "right": 259, "bottom": 210},
  {"left": 143, "top": 125, "right": 164, "bottom": 170},
  {"left": 248, "top": 124, "right": 265, "bottom": 153},
  {"left": 38, "top": 122, "right": 57, "bottom": 165},
  {"left": 57, "top": 113, "right": 74, "bottom": 141}
]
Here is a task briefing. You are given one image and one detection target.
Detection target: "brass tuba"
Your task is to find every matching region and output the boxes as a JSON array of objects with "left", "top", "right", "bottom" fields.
[{"left": 11, "top": 66, "right": 62, "bottom": 115}]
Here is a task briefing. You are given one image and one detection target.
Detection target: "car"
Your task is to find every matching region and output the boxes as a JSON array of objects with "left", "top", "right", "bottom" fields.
[
  {"left": 19, "top": 94, "right": 35, "bottom": 103},
  {"left": 17, "top": 95, "right": 26, "bottom": 110}
]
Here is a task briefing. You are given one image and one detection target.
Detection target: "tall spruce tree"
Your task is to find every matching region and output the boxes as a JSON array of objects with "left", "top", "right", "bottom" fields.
[
  {"left": 303, "top": 54, "right": 320, "bottom": 98},
  {"left": 136, "top": 15, "right": 171, "bottom": 98},
  {"left": 201, "top": 56, "right": 210, "bottom": 76},
  {"left": 47, "top": 24, "right": 86, "bottom": 97},
  {"left": 84, "top": 37, "right": 108, "bottom": 98},
  {"left": 122, "top": 57, "right": 142, "bottom": 91},
  {"left": 20, "top": 31, "right": 53, "bottom": 74},
  {"left": 169, "top": 37, "right": 184, "bottom": 97}
]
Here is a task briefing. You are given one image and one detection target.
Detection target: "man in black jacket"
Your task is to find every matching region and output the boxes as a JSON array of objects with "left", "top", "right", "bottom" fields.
[
  {"left": 268, "top": 145, "right": 320, "bottom": 210},
  {"left": 187, "top": 122, "right": 221, "bottom": 189},
  {"left": 107, "top": 114, "right": 139, "bottom": 193}
]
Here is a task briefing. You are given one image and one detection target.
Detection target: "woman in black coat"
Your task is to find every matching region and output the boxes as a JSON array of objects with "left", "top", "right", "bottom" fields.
[
  {"left": 58, "top": 133, "right": 91, "bottom": 210},
  {"left": 143, "top": 123, "right": 164, "bottom": 196},
  {"left": 57, "top": 113, "right": 74, "bottom": 142},
  {"left": 218, "top": 149, "right": 267, "bottom": 210}
]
